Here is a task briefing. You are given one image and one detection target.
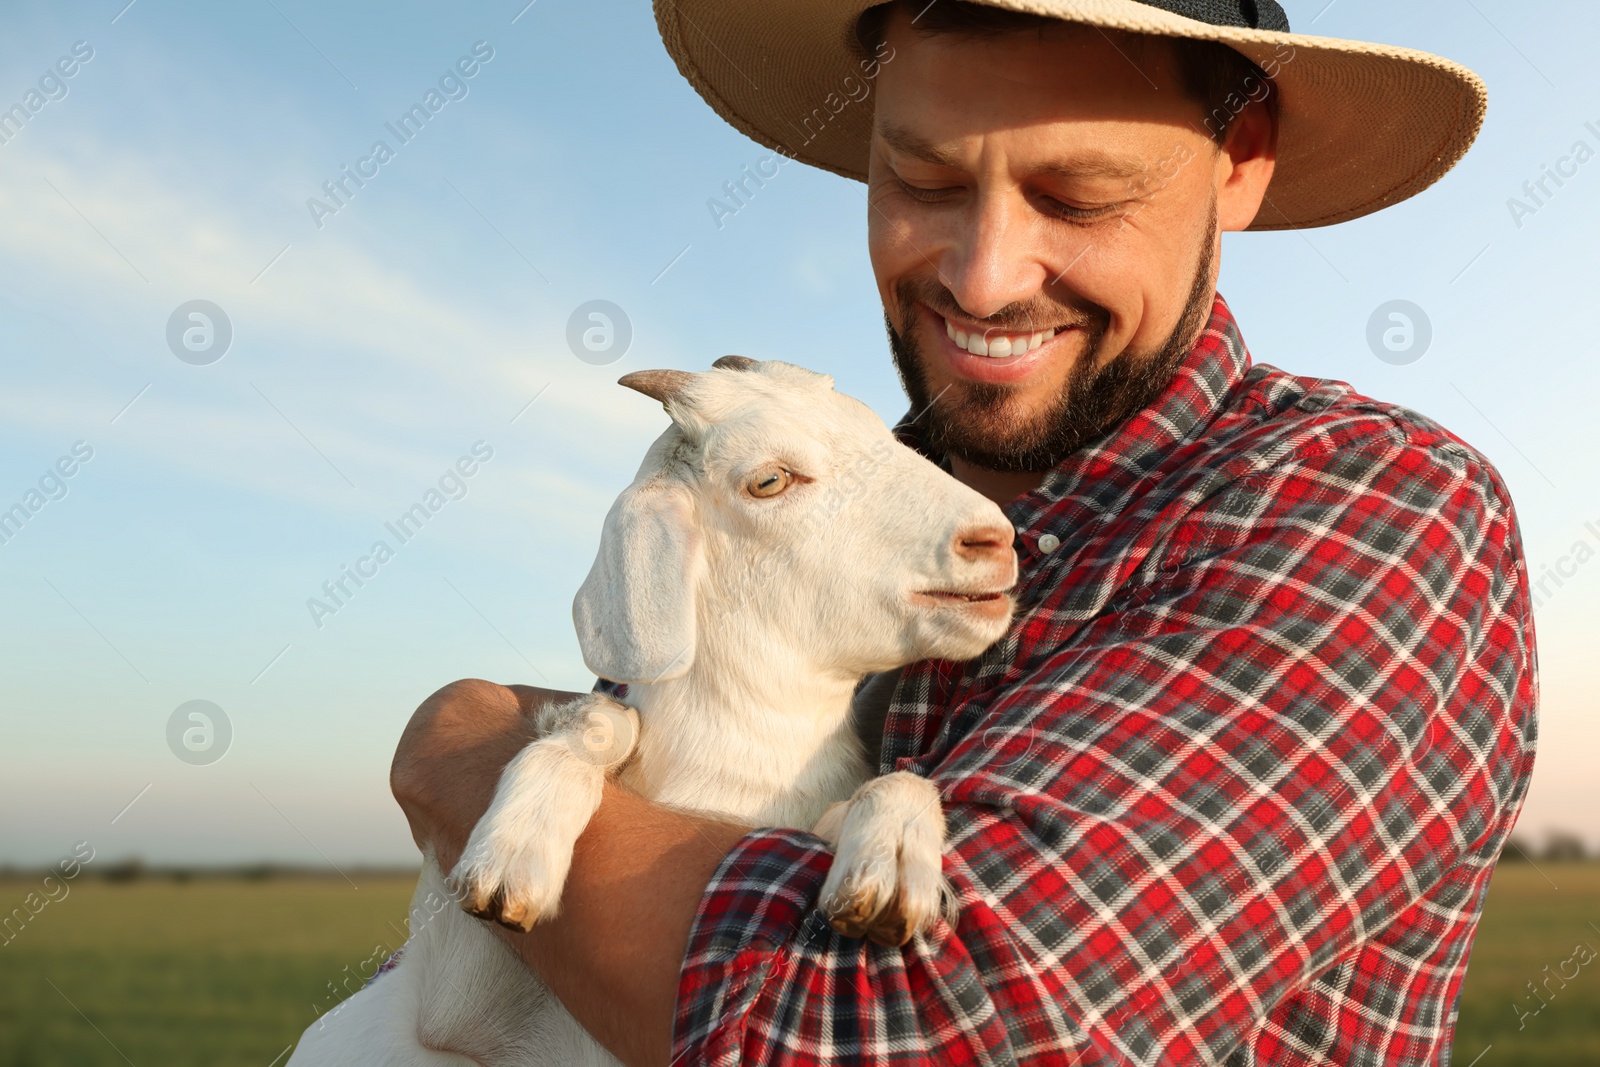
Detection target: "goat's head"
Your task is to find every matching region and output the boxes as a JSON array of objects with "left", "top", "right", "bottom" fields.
[{"left": 572, "top": 358, "right": 1017, "bottom": 686}]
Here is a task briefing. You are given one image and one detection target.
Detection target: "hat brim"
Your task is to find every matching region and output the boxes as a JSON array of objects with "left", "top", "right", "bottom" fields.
[{"left": 655, "top": 0, "right": 1487, "bottom": 231}]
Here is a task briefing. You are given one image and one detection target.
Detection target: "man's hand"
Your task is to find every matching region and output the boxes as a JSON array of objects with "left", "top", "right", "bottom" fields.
[
  {"left": 389, "top": 678, "right": 751, "bottom": 1067},
  {"left": 391, "top": 679, "right": 580, "bottom": 875}
]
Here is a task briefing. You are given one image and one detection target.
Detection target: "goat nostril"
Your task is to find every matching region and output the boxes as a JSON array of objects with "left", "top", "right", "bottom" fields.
[{"left": 954, "top": 526, "right": 1013, "bottom": 561}]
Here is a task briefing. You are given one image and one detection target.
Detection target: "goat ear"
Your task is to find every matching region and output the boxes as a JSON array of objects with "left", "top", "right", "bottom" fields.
[{"left": 572, "top": 480, "right": 702, "bottom": 684}]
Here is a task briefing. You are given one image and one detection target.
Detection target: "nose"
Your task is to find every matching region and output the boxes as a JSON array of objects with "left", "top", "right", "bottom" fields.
[
  {"left": 953, "top": 523, "right": 1014, "bottom": 566},
  {"left": 938, "top": 188, "right": 1049, "bottom": 321}
]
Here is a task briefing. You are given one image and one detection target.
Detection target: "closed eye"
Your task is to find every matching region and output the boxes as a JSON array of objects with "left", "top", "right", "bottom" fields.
[
  {"left": 1036, "top": 195, "right": 1121, "bottom": 224},
  {"left": 894, "top": 175, "right": 959, "bottom": 203},
  {"left": 896, "top": 174, "right": 1121, "bottom": 224}
]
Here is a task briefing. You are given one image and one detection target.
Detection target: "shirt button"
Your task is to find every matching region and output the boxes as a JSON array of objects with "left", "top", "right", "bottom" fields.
[{"left": 1037, "top": 533, "right": 1061, "bottom": 554}]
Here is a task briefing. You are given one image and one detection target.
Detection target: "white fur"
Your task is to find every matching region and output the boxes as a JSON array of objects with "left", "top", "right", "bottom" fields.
[
  {"left": 816, "top": 771, "right": 960, "bottom": 941},
  {"left": 288, "top": 359, "right": 1016, "bottom": 1066}
]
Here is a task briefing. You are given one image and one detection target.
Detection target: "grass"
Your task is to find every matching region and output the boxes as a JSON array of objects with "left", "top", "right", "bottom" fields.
[
  {"left": 0, "top": 873, "right": 417, "bottom": 1067},
  {"left": 1450, "top": 862, "right": 1600, "bottom": 1067},
  {"left": 0, "top": 863, "right": 1594, "bottom": 1065}
]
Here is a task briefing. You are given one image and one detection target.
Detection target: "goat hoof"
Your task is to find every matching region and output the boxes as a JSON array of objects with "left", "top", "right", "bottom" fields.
[
  {"left": 493, "top": 911, "right": 533, "bottom": 933},
  {"left": 865, "top": 907, "right": 911, "bottom": 948},
  {"left": 462, "top": 887, "right": 505, "bottom": 923},
  {"left": 819, "top": 771, "right": 952, "bottom": 946},
  {"left": 825, "top": 893, "right": 912, "bottom": 946},
  {"left": 496, "top": 897, "right": 535, "bottom": 932},
  {"left": 819, "top": 883, "right": 896, "bottom": 940},
  {"left": 458, "top": 885, "right": 540, "bottom": 932},
  {"left": 826, "top": 913, "right": 869, "bottom": 939}
]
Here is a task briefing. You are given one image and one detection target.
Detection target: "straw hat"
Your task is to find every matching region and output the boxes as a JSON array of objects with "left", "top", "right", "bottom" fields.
[{"left": 654, "top": 0, "right": 1487, "bottom": 230}]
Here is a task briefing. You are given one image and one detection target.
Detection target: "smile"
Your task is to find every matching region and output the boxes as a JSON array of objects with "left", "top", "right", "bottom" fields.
[
  {"left": 943, "top": 317, "right": 1057, "bottom": 358},
  {"left": 919, "top": 303, "right": 1073, "bottom": 385}
]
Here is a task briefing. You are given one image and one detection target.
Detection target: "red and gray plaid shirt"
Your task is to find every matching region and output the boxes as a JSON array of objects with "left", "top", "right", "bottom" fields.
[{"left": 671, "top": 295, "right": 1538, "bottom": 1066}]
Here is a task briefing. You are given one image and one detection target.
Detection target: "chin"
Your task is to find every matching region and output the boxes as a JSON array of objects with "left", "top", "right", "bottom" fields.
[
  {"left": 910, "top": 595, "right": 1016, "bottom": 662},
  {"left": 911, "top": 352, "right": 1076, "bottom": 454}
]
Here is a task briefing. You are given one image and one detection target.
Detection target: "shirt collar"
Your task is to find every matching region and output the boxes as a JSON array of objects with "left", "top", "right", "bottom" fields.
[{"left": 894, "top": 294, "right": 1251, "bottom": 539}]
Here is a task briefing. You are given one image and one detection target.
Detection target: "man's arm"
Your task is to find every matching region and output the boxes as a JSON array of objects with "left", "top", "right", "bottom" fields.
[{"left": 391, "top": 679, "right": 749, "bottom": 1067}]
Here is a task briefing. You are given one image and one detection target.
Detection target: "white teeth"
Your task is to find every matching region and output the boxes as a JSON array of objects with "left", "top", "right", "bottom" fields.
[{"left": 943, "top": 317, "right": 1058, "bottom": 358}]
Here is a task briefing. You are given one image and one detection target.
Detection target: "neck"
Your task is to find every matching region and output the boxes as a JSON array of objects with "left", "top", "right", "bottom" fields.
[
  {"left": 619, "top": 634, "right": 871, "bottom": 826},
  {"left": 949, "top": 456, "right": 1045, "bottom": 507}
]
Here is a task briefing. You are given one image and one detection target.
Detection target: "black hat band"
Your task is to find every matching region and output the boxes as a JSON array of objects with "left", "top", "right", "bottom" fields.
[{"left": 1131, "top": 0, "right": 1290, "bottom": 32}]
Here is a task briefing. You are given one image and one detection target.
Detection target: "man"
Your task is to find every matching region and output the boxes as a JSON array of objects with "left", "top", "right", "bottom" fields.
[{"left": 392, "top": 1, "right": 1538, "bottom": 1063}]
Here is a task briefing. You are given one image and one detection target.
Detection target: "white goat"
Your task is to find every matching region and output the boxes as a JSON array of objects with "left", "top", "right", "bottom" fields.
[{"left": 288, "top": 357, "right": 1017, "bottom": 1066}]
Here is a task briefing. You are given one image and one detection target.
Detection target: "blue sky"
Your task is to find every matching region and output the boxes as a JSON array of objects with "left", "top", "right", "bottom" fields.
[{"left": 0, "top": 0, "right": 1595, "bottom": 867}]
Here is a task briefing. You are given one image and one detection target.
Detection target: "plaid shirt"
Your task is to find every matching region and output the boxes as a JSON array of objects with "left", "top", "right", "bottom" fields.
[{"left": 672, "top": 296, "right": 1538, "bottom": 1066}]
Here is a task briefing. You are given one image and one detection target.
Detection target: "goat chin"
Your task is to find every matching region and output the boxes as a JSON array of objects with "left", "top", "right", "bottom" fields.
[{"left": 288, "top": 358, "right": 1014, "bottom": 1066}]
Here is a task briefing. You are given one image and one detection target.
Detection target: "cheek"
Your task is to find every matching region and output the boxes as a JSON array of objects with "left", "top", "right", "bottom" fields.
[
  {"left": 1061, "top": 215, "right": 1205, "bottom": 356},
  {"left": 866, "top": 193, "right": 924, "bottom": 278},
  {"left": 866, "top": 210, "right": 927, "bottom": 319},
  {"left": 1042, "top": 240, "right": 1141, "bottom": 349}
]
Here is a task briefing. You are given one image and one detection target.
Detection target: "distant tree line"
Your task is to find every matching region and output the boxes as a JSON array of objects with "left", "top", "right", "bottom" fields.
[
  {"left": 0, "top": 858, "right": 422, "bottom": 883},
  {"left": 1501, "top": 830, "right": 1591, "bottom": 863},
  {"left": 0, "top": 835, "right": 1592, "bottom": 884}
]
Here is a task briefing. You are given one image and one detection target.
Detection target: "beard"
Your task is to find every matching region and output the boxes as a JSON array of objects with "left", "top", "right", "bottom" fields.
[{"left": 888, "top": 202, "right": 1219, "bottom": 474}]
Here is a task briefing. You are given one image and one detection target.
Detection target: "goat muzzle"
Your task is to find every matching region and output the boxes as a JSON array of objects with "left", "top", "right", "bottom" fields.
[{"left": 953, "top": 524, "right": 1014, "bottom": 567}]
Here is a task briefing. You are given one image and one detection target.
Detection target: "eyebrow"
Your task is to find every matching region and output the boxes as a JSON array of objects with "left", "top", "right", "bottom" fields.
[{"left": 876, "top": 119, "right": 1149, "bottom": 182}]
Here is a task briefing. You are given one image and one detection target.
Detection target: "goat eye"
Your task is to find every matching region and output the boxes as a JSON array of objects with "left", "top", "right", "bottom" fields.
[{"left": 746, "top": 467, "right": 793, "bottom": 498}]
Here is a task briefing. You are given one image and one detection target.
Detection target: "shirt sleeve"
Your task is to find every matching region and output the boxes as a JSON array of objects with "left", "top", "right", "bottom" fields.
[{"left": 671, "top": 433, "right": 1537, "bottom": 1066}]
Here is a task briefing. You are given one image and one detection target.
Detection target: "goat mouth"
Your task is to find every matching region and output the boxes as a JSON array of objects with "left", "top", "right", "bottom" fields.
[{"left": 917, "top": 590, "right": 1008, "bottom": 604}]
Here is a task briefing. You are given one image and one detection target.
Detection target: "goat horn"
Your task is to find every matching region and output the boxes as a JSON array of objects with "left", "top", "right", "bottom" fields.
[
  {"left": 618, "top": 369, "right": 695, "bottom": 405},
  {"left": 713, "top": 355, "right": 757, "bottom": 371}
]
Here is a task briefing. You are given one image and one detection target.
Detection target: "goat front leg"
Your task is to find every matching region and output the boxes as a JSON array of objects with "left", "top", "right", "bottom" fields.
[
  {"left": 448, "top": 692, "right": 638, "bottom": 932},
  {"left": 814, "top": 771, "right": 957, "bottom": 947}
]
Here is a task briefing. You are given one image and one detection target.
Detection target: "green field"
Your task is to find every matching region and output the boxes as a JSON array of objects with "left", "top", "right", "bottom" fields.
[
  {"left": 0, "top": 864, "right": 1595, "bottom": 1064},
  {"left": 0, "top": 873, "right": 418, "bottom": 1067},
  {"left": 1449, "top": 863, "right": 1600, "bottom": 1066}
]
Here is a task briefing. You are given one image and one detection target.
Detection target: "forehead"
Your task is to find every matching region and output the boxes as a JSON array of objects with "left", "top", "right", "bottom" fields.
[
  {"left": 689, "top": 374, "right": 887, "bottom": 466},
  {"left": 873, "top": 14, "right": 1198, "bottom": 152}
]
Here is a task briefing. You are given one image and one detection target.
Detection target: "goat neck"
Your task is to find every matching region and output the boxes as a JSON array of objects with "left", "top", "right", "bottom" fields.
[{"left": 618, "top": 619, "right": 871, "bottom": 828}]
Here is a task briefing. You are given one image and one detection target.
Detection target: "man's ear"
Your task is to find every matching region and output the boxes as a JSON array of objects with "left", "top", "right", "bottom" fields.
[
  {"left": 1216, "top": 95, "right": 1278, "bottom": 232},
  {"left": 572, "top": 480, "right": 703, "bottom": 684}
]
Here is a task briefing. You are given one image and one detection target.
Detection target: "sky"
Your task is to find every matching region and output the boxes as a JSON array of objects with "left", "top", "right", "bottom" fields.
[{"left": 0, "top": 0, "right": 1595, "bottom": 869}]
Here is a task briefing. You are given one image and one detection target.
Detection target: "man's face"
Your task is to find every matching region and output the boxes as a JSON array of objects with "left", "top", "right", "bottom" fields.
[{"left": 867, "top": 11, "right": 1269, "bottom": 472}]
